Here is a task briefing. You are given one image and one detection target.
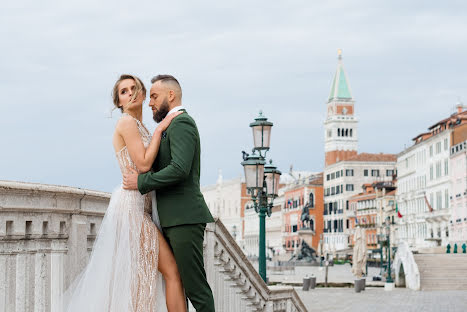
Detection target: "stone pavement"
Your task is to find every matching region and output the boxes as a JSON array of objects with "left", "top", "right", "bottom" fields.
[{"left": 296, "top": 287, "right": 467, "bottom": 312}]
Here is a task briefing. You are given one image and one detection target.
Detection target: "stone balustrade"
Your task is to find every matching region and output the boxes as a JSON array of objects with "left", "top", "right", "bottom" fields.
[
  {"left": 0, "top": 181, "right": 306, "bottom": 312},
  {"left": 205, "top": 220, "right": 307, "bottom": 312}
]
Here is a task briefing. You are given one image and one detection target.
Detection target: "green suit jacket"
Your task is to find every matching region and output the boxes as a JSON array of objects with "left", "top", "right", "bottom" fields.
[{"left": 137, "top": 109, "right": 214, "bottom": 228}]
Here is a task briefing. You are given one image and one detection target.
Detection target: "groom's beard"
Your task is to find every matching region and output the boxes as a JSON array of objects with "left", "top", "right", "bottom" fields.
[{"left": 153, "top": 98, "right": 170, "bottom": 123}]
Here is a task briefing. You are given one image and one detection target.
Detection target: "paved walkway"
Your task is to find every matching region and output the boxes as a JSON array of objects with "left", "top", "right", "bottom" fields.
[{"left": 296, "top": 287, "right": 467, "bottom": 312}]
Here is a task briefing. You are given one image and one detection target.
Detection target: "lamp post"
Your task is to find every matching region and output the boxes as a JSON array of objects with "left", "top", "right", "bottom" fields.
[
  {"left": 241, "top": 111, "right": 281, "bottom": 283},
  {"left": 385, "top": 217, "right": 393, "bottom": 284}
]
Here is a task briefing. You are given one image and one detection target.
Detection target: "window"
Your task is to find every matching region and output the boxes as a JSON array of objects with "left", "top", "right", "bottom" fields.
[
  {"left": 444, "top": 138, "right": 448, "bottom": 151},
  {"left": 430, "top": 165, "right": 433, "bottom": 180},
  {"left": 346, "top": 184, "right": 354, "bottom": 191},
  {"left": 331, "top": 187, "right": 335, "bottom": 195},
  {"left": 338, "top": 128, "right": 341, "bottom": 137},
  {"left": 364, "top": 169, "right": 368, "bottom": 176},
  {"left": 444, "top": 189, "right": 449, "bottom": 209},
  {"left": 350, "top": 129, "right": 353, "bottom": 137},
  {"left": 436, "top": 161, "right": 441, "bottom": 179},
  {"left": 436, "top": 191, "right": 442, "bottom": 209},
  {"left": 346, "top": 169, "right": 354, "bottom": 176},
  {"left": 386, "top": 169, "right": 394, "bottom": 176},
  {"left": 444, "top": 159, "right": 448, "bottom": 175},
  {"left": 331, "top": 172, "right": 335, "bottom": 180},
  {"left": 436, "top": 142, "right": 441, "bottom": 154},
  {"left": 336, "top": 171, "right": 340, "bottom": 178},
  {"left": 328, "top": 130, "right": 332, "bottom": 138},
  {"left": 292, "top": 225, "right": 297, "bottom": 232},
  {"left": 326, "top": 174, "right": 330, "bottom": 181},
  {"left": 371, "top": 169, "right": 380, "bottom": 177},
  {"left": 430, "top": 145, "right": 433, "bottom": 157}
]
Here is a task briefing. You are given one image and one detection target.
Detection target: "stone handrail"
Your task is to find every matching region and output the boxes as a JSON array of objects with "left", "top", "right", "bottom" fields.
[{"left": 205, "top": 219, "right": 307, "bottom": 312}]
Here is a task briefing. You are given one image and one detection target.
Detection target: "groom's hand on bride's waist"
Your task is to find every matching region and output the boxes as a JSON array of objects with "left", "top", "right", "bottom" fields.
[{"left": 123, "top": 167, "right": 139, "bottom": 190}]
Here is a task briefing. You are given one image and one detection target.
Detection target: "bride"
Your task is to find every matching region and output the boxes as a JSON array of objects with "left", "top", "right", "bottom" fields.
[{"left": 63, "top": 74, "right": 187, "bottom": 312}]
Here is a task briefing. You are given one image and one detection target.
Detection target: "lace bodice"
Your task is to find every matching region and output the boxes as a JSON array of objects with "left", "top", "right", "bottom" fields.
[
  {"left": 116, "top": 113, "right": 153, "bottom": 214},
  {"left": 116, "top": 113, "right": 152, "bottom": 175}
]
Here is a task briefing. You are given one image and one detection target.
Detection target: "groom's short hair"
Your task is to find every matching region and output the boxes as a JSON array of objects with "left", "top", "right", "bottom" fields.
[{"left": 151, "top": 75, "right": 182, "bottom": 98}]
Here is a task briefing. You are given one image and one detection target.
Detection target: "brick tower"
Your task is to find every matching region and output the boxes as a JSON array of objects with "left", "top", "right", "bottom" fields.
[{"left": 324, "top": 50, "right": 358, "bottom": 166}]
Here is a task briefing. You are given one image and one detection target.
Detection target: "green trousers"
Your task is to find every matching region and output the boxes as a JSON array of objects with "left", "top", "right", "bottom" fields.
[{"left": 162, "top": 223, "right": 215, "bottom": 312}]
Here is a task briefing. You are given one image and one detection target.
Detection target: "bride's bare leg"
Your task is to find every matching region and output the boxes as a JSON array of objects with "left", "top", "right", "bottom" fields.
[{"left": 157, "top": 230, "right": 187, "bottom": 312}]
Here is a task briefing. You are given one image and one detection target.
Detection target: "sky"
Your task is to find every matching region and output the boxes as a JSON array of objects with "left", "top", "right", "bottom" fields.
[{"left": 1, "top": 0, "right": 466, "bottom": 192}]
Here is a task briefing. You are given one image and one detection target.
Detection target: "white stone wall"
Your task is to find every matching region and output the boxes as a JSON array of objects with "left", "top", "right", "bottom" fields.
[
  {"left": 323, "top": 160, "right": 396, "bottom": 251},
  {"left": 396, "top": 130, "right": 452, "bottom": 250}
]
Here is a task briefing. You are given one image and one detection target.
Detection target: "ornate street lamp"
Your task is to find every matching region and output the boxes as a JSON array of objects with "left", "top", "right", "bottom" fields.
[{"left": 241, "top": 111, "right": 281, "bottom": 282}]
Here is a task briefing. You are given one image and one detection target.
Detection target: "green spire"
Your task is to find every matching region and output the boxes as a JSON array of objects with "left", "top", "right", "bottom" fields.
[{"left": 328, "top": 49, "right": 353, "bottom": 102}]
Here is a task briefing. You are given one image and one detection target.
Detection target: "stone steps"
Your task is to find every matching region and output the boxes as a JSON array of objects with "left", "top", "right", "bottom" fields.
[{"left": 413, "top": 254, "right": 467, "bottom": 290}]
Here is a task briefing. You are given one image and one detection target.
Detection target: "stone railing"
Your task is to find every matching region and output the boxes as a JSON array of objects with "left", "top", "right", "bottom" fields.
[
  {"left": 0, "top": 181, "right": 306, "bottom": 312},
  {"left": 205, "top": 219, "right": 307, "bottom": 312},
  {"left": 0, "top": 180, "right": 109, "bottom": 312}
]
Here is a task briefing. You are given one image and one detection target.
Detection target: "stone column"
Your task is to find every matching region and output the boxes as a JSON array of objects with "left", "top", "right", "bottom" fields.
[
  {"left": 15, "top": 253, "right": 27, "bottom": 311},
  {"left": 34, "top": 253, "right": 47, "bottom": 312},
  {"left": 0, "top": 255, "right": 6, "bottom": 311},
  {"left": 50, "top": 251, "right": 64, "bottom": 312},
  {"left": 66, "top": 214, "right": 87, "bottom": 287}
]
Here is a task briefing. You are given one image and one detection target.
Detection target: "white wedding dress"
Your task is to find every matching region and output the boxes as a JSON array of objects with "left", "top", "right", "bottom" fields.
[{"left": 63, "top": 113, "right": 167, "bottom": 312}]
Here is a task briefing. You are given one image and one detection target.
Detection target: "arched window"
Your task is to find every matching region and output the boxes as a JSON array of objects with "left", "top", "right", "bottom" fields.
[
  {"left": 309, "top": 193, "right": 314, "bottom": 208},
  {"left": 338, "top": 128, "right": 341, "bottom": 136},
  {"left": 345, "top": 129, "right": 349, "bottom": 136}
]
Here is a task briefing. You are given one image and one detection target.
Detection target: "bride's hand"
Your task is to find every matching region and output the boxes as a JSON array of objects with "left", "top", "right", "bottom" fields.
[{"left": 156, "top": 111, "right": 184, "bottom": 133}]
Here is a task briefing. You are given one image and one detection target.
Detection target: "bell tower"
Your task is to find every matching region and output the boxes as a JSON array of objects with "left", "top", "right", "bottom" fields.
[{"left": 324, "top": 50, "right": 358, "bottom": 166}]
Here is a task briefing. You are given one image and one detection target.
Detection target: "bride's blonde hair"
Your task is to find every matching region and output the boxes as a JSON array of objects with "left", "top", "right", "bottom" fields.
[{"left": 112, "top": 74, "right": 147, "bottom": 112}]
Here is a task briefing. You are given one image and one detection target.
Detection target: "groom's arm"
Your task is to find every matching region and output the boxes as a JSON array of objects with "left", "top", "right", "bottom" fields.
[{"left": 137, "top": 117, "right": 196, "bottom": 195}]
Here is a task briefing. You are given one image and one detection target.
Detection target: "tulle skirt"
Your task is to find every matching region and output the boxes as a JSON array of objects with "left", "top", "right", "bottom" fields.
[{"left": 62, "top": 186, "right": 167, "bottom": 312}]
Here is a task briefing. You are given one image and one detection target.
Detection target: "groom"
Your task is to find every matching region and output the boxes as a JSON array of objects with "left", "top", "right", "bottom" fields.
[{"left": 123, "top": 74, "right": 215, "bottom": 311}]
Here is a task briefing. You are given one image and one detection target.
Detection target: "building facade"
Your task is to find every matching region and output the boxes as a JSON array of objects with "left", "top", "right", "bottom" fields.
[
  {"left": 201, "top": 173, "right": 246, "bottom": 244},
  {"left": 323, "top": 154, "right": 397, "bottom": 252},
  {"left": 282, "top": 173, "right": 323, "bottom": 253},
  {"left": 349, "top": 182, "right": 397, "bottom": 251},
  {"left": 449, "top": 106, "right": 467, "bottom": 244},
  {"left": 396, "top": 106, "right": 466, "bottom": 250}
]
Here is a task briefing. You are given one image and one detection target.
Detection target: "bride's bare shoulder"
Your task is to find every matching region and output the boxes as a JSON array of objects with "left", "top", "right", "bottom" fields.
[
  {"left": 115, "top": 114, "right": 138, "bottom": 134},
  {"left": 113, "top": 115, "right": 139, "bottom": 152}
]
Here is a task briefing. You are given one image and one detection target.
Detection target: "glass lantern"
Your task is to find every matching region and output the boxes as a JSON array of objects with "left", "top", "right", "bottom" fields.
[
  {"left": 249, "top": 111, "right": 273, "bottom": 151},
  {"left": 264, "top": 159, "right": 281, "bottom": 198},
  {"left": 241, "top": 151, "right": 265, "bottom": 189}
]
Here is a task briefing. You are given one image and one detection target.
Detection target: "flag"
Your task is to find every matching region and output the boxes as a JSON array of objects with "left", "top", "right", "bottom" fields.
[
  {"left": 396, "top": 203, "right": 403, "bottom": 218},
  {"left": 423, "top": 193, "right": 434, "bottom": 212}
]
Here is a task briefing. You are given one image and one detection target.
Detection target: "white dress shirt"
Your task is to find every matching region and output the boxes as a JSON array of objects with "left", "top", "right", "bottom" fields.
[{"left": 167, "top": 105, "right": 185, "bottom": 116}]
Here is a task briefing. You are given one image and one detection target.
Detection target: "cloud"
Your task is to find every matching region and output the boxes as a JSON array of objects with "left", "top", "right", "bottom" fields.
[{"left": 0, "top": 0, "right": 466, "bottom": 191}]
